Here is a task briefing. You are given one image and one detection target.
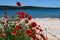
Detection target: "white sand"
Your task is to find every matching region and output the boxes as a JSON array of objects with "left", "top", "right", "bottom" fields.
[{"left": 31, "top": 18, "right": 60, "bottom": 40}]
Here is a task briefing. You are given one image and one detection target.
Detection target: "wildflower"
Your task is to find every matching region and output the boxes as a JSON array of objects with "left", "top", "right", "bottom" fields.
[
  {"left": 27, "top": 16, "right": 32, "bottom": 20},
  {"left": 27, "top": 33, "right": 36, "bottom": 39},
  {"left": 25, "top": 14, "right": 32, "bottom": 20},
  {"left": 15, "top": 25, "right": 22, "bottom": 29},
  {"left": 1, "top": 33, "right": 6, "bottom": 37},
  {"left": 20, "top": 15, "right": 25, "bottom": 19},
  {"left": 11, "top": 30, "right": 17, "bottom": 36},
  {"left": 31, "top": 34, "right": 37, "bottom": 40},
  {"left": 26, "top": 29, "right": 37, "bottom": 39},
  {"left": 4, "top": 12, "right": 8, "bottom": 15},
  {"left": 17, "top": 12, "right": 24, "bottom": 15},
  {"left": 26, "top": 30, "right": 32, "bottom": 34},
  {"left": 4, "top": 16, "right": 8, "bottom": 18},
  {"left": 17, "top": 12, "right": 25, "bottom": 19},
  {"left": 17, "top": 12, "right": 21, "bottom": 15},
  {"left": 31, "top": 22, "right": 37, "bottom": 27},
  {"left": 16, "top": 2, "right": 21, "bottom": 6},
  {"left": 40, "top": 34, "right": 46, "bottom": 40},
  {"left": 26, "top": 30, "right": 33, "bottom": 37},
  {"left": 40, "top": 28, "right": 43, "bottom": 32},
  {"left": 29, "top": 24, "right": 32, "bottom": 28},
  {"left": 36, "top": 27, "right": 43, "bottom": 32},
  {"left": 26, "top": 30, "right": 33, "bottom": 36},
  {"left": 1, "top": 22, "right": 5, "bottom": 25},
  {"left": 32, "top": 29, "right": 36, "bottom": 34},
  {"left": 25, "top": 14, "right": 29, "bottom": 17},
  {"left": 36, "top": 27, "right": 40, "bottom": 30},
  {"left": 25, "top": 19, "right": 29, "bottom": 23},
  {"left": 0, "top": 1, "right": 47, "bottom": 40},
  {"left": 33, "top": 38, "right": 39, "bottom": 40}
]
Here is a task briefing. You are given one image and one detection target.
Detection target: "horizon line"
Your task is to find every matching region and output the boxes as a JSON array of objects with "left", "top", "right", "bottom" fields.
[{"left": 0, "top": 5, "right": 60, "bottom": 8}]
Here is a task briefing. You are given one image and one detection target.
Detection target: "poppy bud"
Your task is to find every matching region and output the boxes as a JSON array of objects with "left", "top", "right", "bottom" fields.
[
  {"left": 11, "top": 30, "right": 17, "bottom": 36},
  {"left": 15, "top": 25, "right": 22, "bottom": 29},
  {"left": 16, "top": 2, "right": 21, "bottom": 6},
  {"left": 25, "top": 20, "right": 29, "bottom": 23}
]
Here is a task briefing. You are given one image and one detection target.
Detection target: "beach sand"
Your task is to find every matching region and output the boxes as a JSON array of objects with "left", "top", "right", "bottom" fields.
[{"left": 31, "top": 18, "right": 60, "bottom": 40}]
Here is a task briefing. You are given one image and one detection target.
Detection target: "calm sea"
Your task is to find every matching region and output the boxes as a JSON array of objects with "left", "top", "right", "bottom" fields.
[{"left": 0, "top": 9, "right": 60, "bottom": 18}]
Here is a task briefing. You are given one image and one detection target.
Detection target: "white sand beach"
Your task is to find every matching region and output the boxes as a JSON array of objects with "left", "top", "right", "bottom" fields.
[{"left": 31, "top": 18, "right": 60, "bottom": 40}]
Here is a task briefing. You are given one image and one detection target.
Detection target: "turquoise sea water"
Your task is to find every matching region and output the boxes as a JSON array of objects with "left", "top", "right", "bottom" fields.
[{"left": 0, "top": 9, "right": 60, "bottom": 18}]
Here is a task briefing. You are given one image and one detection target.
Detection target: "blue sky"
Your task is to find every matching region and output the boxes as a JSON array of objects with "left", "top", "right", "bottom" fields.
[{"left": 0, "top": 0, "right": 60, "bottom": 7}]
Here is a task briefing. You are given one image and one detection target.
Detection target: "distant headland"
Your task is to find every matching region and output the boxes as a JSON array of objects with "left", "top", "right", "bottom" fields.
[{"left": 0, "top": 5, "right": 60, "bottom": 10}]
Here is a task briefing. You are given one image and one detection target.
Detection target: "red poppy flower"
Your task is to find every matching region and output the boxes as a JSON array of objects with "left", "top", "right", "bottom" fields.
[
  {"left": 17, "top": 12, "right": 21, "bottom": 15},
  {"left": 31, "top": 34, "right": 36, "bottom": 39},
  {"left": 32, "top": 29, "right": 36, "bottom": 34},
  {"left": 15, "top": 25, "right": 22, "bottom": 29},
  {"left": 27, "top": 16, "right": 32, "bottom": 20},
  {"left": 27, "top": 32, "right": 36, "bottom": 38},
  {"left": 36, "top": 27, "right": 43, "bottom": 32},
  {"left": 11, "top": 30, "right": 17, "bottom": 36},
  {"left": 25, "top": 20, "right": 29, "bottom": 23},
  {"left": 40, "top": 34, "right": 46, "bottom": 40},
  {"left": 4, "top": 16, "right": 8, "bottom": 18},
  {"left": 1, "top": 33, "right": 6, "bottom": 37},
  {"left": 28, "top": 24, "right": 32, "bottom": 28},
  {"left": 26, "top": 30, "right": 37, "bottom": 39},
  {"left": 20, "top": 15, "right": 25, "bottom": 19},
  {"left": 31, "top": 22, "right": 37, "bottom": 27},
  {"left": 16, "top": 2, "right": 21, "bottom": 6},
  {"left": 25, "top": 14, "right": 29, "bottom": 17},
  {"left": 36, "top": 27, "right": 40, "bottom": 30},
  {"left": 4, "top": 12, "right": 8, "bottom": 15},
  {"left": 17, "top": 16, "right": 24, "bottom": 19},
  {"left": 40, "top": 28, "right": 43, "bottom": 32},
  {"left": 26, "top": 30, "right": 35, "bottom": 37},
  {"left": 25, "top": 14, "right": 32, "bottom": 20},
  {"left": 26, "top": 30, "right": 32, "bottom": 34},
  {"left": 1, "top": 22, "right": 5, "bottom": 24},
  {"left": 17, "top": 12, "right": 25, "bottom": 15},
  {"left": 33, "top": 38, "right": 39, "bottom": 40}
]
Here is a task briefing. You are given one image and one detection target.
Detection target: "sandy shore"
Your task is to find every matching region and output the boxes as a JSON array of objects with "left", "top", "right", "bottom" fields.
[{"left": 31, "top": 18, "right": 60, "bottom": 40}]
